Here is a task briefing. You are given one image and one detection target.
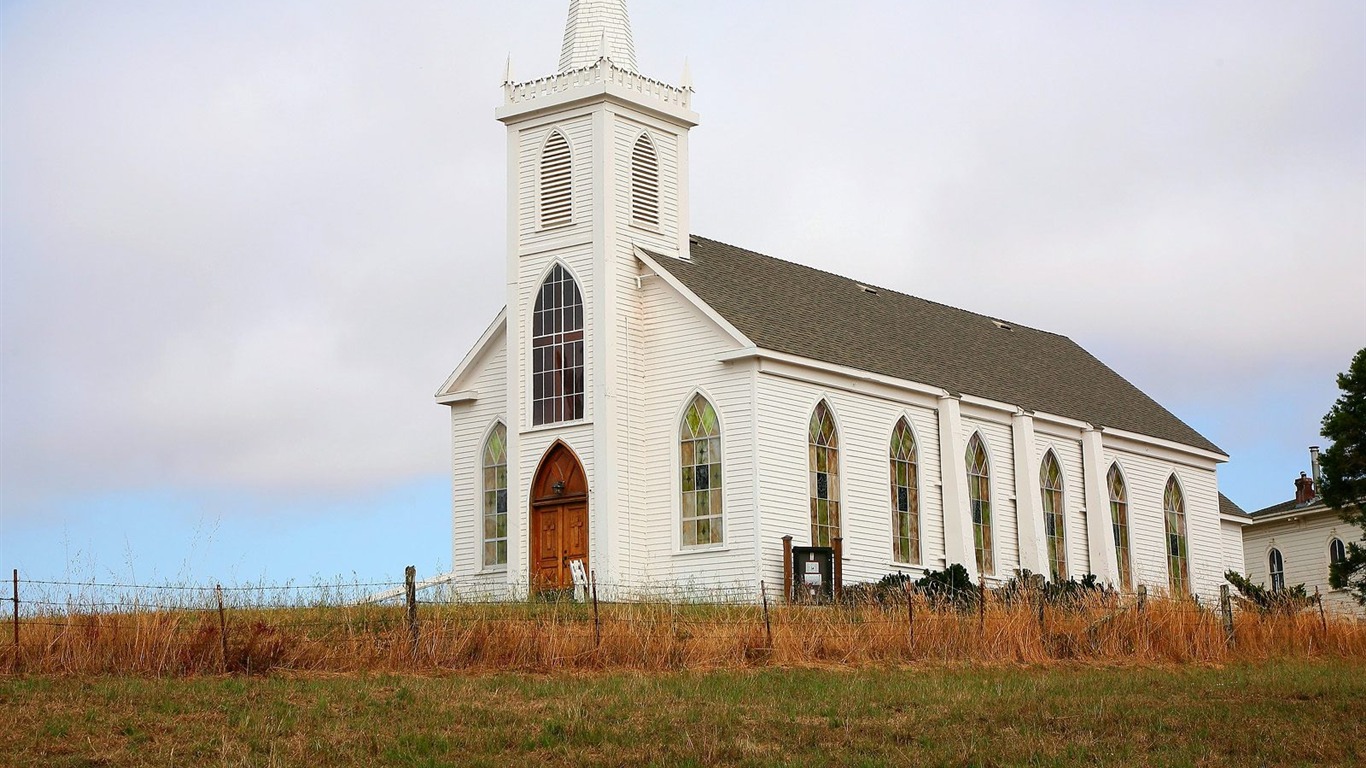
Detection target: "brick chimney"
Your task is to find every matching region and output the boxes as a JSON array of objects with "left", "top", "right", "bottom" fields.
[{"left": 1294, "top": 471, "right": 1317, "bottom": 505}]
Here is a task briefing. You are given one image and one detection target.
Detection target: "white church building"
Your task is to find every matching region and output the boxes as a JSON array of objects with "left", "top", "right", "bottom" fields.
[{"left": 436, "top": 1, "right": 1246, "bottom": 600}]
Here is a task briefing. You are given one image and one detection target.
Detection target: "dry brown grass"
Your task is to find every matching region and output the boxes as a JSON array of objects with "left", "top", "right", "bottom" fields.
[{"left": 4, "top": 589, "right": 1363, "bottom": 676}]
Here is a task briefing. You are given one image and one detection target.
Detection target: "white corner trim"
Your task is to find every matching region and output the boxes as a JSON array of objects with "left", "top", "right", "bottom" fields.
[
  {"left": 434, "top": 307, "right": 508, "bottom": 400},
  {"left": 632, "top": 246, "right": 754, "bottom": 348}
]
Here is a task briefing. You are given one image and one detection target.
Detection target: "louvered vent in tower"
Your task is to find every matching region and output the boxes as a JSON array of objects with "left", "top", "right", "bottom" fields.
[
  {"left": 539, "top": 131, "right": 573, "bottom": 228},
  {"left": 631, "top": 133, "right": 659, "bottom": 228}
]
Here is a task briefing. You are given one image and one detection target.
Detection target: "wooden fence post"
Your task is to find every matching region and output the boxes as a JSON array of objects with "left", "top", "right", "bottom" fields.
[
  {"left": 906, "top": 584, "right": 915, "bottom": 650},
  {"left": 590, "top": 570, "right": 601, "bottom": 649},
  {"left": 978, "top": 580, "right": 986, "bottom": 634},
  {"left": 1219, "top": 584, "right": 1234, "bottom": 646},
  {"left": 1316, "top": 587, "right": 1328, "bottom": 634},
  {"left": 760, "top": 581, "right": 772, "bottom": 649},
  {"left": 215, "top": 584, "right": 228, "bottom": 672},
  {"left": 782, "top": 536, "right": 793, "bottom": 603},
  {"left": 832, "top": 537, "right": 843, "bottom": 602},
  {"left": 404, "top": 565, "right": 419, "bottom": 655},
  {"left": 11, "top": 569, "right": 18, "bottom": 648},
  {"left": 1137, "top": 584, "right": 1147, "bottom": 613}
]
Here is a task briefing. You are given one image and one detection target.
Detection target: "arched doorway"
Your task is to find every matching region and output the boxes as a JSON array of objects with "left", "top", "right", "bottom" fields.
[{"left": 530, "top": 442, "right": 589, "bottom": 591}]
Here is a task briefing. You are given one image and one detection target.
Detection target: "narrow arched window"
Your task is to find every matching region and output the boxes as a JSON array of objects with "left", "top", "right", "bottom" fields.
[
  {"left": 1164, "top": 475, "right": 1189, "bottom": 595},
  {"left": 539, "top": 130, "right": 573, "bottom": 228},
  {"left": 482, "top": 423, "right": 508, "bottom": 567},
  {"left": 966, "top": 433, "right": 993, "bottom": 575},
  {"left": 1330, "top": 537, "right": 1347, "bottom": 574},
  {"left": 890, "top": 419, "right": 920, "bottom": 565},
  {"left": 1040, "top": 451, "right": 1067, "bottom": 582},
  {"left": 1107, "top": 464, "right": 1132, "bottom": 589},
  {"left": 531, "top": 264, "right": 585, "bottom": 425},
  {"left": 809, "top": 401, "right": 840, "bottom": 547},
  {"left": 1268, "top": 548, "right": 1285, "bottom": 592},
  {"left": 680, "top": 394, "right": 722, "bottom": 547},
  {"left": 631, "top": 133, "right": 659, "bottom": 227}
]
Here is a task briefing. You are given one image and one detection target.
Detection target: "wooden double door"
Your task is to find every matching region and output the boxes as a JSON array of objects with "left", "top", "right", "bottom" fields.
[{"left": 530, "top": 443, "right": 589, "bottom": 591}]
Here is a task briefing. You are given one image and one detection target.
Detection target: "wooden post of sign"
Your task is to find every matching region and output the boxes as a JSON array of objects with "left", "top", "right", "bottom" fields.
[
  {"left": 11, "top": 569, "right": 18, "bottom": 649},
  {"left": 1316, "top": 587, "right": 1327, "bottom": 634},
  {"left": 760, "top": 581, "right": 772, "bottom": 649},
  {"left": 590, "top": 570, "right": 601, "bottom": 649},
  {"left": 832, "top": 537, "right": 843, "bottom": 602},
  {"left": 1137, "top": 584, "right": 1147, "bottom": 613},
  {"left": 215, "top": 585, "right": 228, "bottom": 672},
  {"left": 404, "top": 566, "right": 418, "bottom": 655},
  {"left": 1219, "top": 585, "right": 1234, "bottom": 646},
  {"left": 782, "top": 536, "right": 793, "bottom": 603}
]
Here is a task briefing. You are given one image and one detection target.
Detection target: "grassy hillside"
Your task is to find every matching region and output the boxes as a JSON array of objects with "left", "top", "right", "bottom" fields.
[{"left": 4, "top": 661, "right": 1363, "bottom": 767}]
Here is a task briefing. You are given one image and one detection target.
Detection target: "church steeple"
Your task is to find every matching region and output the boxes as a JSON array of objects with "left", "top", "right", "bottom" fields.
[{"left": 560, "top": 0, "right": 637, "bottom": 73}]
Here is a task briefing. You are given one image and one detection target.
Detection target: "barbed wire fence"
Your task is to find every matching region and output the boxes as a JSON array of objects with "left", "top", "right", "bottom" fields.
[{"left": 4, "top": 566, "right": 1359, "bottom": 675}]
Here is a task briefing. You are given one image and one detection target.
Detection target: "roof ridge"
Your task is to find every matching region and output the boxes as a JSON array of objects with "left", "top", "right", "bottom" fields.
[{"left": 687, "top": 234, "right": 1068, "bottom": 340}]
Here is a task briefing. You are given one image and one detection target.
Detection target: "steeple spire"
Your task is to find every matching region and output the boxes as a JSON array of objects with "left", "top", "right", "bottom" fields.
[{"left": 559, "top": 0, "right": 637, "bottom": 73}]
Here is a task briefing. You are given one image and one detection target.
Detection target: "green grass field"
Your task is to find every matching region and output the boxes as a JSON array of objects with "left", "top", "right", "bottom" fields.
[{"left": 4, "top": 660, "right": 1363, "bottom": 767}]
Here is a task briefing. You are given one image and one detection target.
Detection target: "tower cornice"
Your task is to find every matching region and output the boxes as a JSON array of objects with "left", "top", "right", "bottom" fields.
[{"left": 496, "top": 59, "right": 697, "bottom": 127}]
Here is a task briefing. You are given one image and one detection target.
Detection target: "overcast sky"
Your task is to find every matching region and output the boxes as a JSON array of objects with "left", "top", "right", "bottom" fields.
[{"left": 3, "top": 1, "right": 1363, "bottom": 585}]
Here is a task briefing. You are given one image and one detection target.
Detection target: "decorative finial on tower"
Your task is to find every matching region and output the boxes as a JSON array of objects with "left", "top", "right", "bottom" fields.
[
  {"left": 503, "top": 55, "right": 514, "bottom": 85},
  {"left": 681, "top": 58, "right": 693, "bottom": 90},
  {"left": 560, "top": 0, "right": 637, "bottom": 73}
]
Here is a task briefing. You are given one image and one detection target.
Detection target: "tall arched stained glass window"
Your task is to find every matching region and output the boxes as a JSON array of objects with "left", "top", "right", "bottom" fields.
[
  {"left": 482, "top": 422, "right": 508, "bottom": 567},
  {"left": 1164, "top": 475, "right": 1189, "bottom": 595},
  {"left": 1268, "top": 548, "right": 1285, "bottom": 592},
  {"left": 809, "top": 401, "right": 840, "bottom": 547},
  {"left": 680, "top": 394, "right": 722, "bottom": 547},
  {"left": 1107, "top": 464, "right": 1132, "bottom": 589},
  {"left": 531, "top": 264, "right": 585, "bottom": 425},
  {"left": 966, "top": 433, "right": 993, "bottom": 575},
  {"left": 890, "top": 419, "right": 920, "bottom": 565},
  {"left": 1040, "top": 451, "right": 1067, "bottom": 582}
]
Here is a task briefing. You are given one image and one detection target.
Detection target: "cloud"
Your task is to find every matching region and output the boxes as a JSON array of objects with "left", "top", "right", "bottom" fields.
[{"left": 3, "top": 1, "right": 1362, "bottom": 520}]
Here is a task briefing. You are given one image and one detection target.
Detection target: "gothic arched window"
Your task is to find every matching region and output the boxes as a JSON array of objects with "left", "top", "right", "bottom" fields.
[
  {"left": 966, "top": 433, "right": 994, "bottom": 575},
  {"left": 482, "top": 422, "right": 508, "bottom": 567},
  {"left": 539, "top": 130, "right": 573, "bottom": 228},
  {"left": 890, "top": 419, "right": 920, "bottom": 565},
  {"left": 631, "top": 133, "right": 659, "bottom": 227},
  {"left": 1040, "top": 451, "right": 1067, "bottom": 582},
  {"left": 680, "top": 394, "right": 722, "bottom": 547},
  {"left": 531, "top": 264, "right": 585, "bottom": 425},
  {"left": 1268, "top": 548, "right": 1285, "bottom": 592},
  {"left": 1164, "top": 475, "right": 1189, "bottom": 595},
  {"left": 809, "top": 401, "right": 840, "bottom": 547},
  {"left": 1107, "top": 464, "right": 1132, "bottom": 589},
  {"left": 1330, "top": 537, "right": 1347, "bottom": 579}
]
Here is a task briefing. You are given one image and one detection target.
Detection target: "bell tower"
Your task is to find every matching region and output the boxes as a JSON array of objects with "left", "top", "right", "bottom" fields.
[{"left": 496, "top": 1, "right": 699, "bottom": 589}]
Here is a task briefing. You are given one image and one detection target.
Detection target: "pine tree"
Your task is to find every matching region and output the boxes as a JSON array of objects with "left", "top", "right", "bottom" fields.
[{"left": 1321, "top": 348, "right": 1366, "bottom": 604}]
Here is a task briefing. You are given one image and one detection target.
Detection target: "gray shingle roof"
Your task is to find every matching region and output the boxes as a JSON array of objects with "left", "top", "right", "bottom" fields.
[
  {"left": 653, "top": 236, "right": 1223, "bottom": 456},
  {"left": 1219, "top": 493, "right": 1250, "bottom": 518}
]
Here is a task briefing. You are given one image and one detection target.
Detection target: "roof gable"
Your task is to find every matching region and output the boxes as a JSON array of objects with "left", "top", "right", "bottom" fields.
[{"left": 651, "top": 236, "right": 1222, "bottom": 455}]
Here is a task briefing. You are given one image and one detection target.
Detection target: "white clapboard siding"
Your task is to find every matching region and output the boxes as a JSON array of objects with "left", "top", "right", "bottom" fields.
[
  {"left": 448, "top": 334, "right": 509, "bottom": 585},
  {"left": 514, "top": 245, "right": 595, "bottom": 431},
  {"left": 612, "top": 114, "right": 682, "bottom": 254},
  {"left": 1034, "top": 429, "right": 1090, "bottom": 578},
  {"left": 962, "top": 415, "right": 1018, "bottom": 580},
  {"left": 1243, "top": 509, "right": 1362, "bottom": 614},
  {"left": 634, "top": 267, "right": 756, "bottom": 589},
  {"left": 1221, "top": 520, "right": 1246, "bottom": 577},
  {"left": 516, "top": 116, "right": 595, "bottom": 249},
  {"left": 1102, "top": 448, "right": 1221, "bottom": 599}
]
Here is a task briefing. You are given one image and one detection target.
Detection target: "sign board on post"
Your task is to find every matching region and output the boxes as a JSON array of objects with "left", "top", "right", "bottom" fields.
[
  {"left": 789, "top": 546, "right": 834, "bottom": 603},
  {"left": 568, "top": 559, "right": 589, "bottom": 602}
]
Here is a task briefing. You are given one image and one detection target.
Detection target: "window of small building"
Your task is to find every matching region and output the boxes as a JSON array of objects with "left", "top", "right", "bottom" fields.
[
  {"left": 1164, "top": 475, "right": 1189, "bottom": 595},
  {"left": 1329, "top": 538, "right": 1346, "bottom": 580},
  {"left": 680, "top": 394, "right": 723, "bottom": 547},
  {"left": 1107, "top": 464, "right": 1132, "bottom": 589},
  {"left": 531, "top": 264, "right": 585, "bottom": 425},
  {"left": 890, "top": 418, "right": 920, "bottom": 565},
  {"left": 809, "top": 401, "right": 841, "bottom": 548},
  {"left": 1040, "top": 451, "right": 1067, "bottom": 582},
  {"left": 1268, "top": 547, "right": 1285, "bottom": 592},
  {"left": 482, "top": 422, "right": 508, "bottom": 567},
  {"left": 966, "top": 433, "right": 994, "bottom": 575}
]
